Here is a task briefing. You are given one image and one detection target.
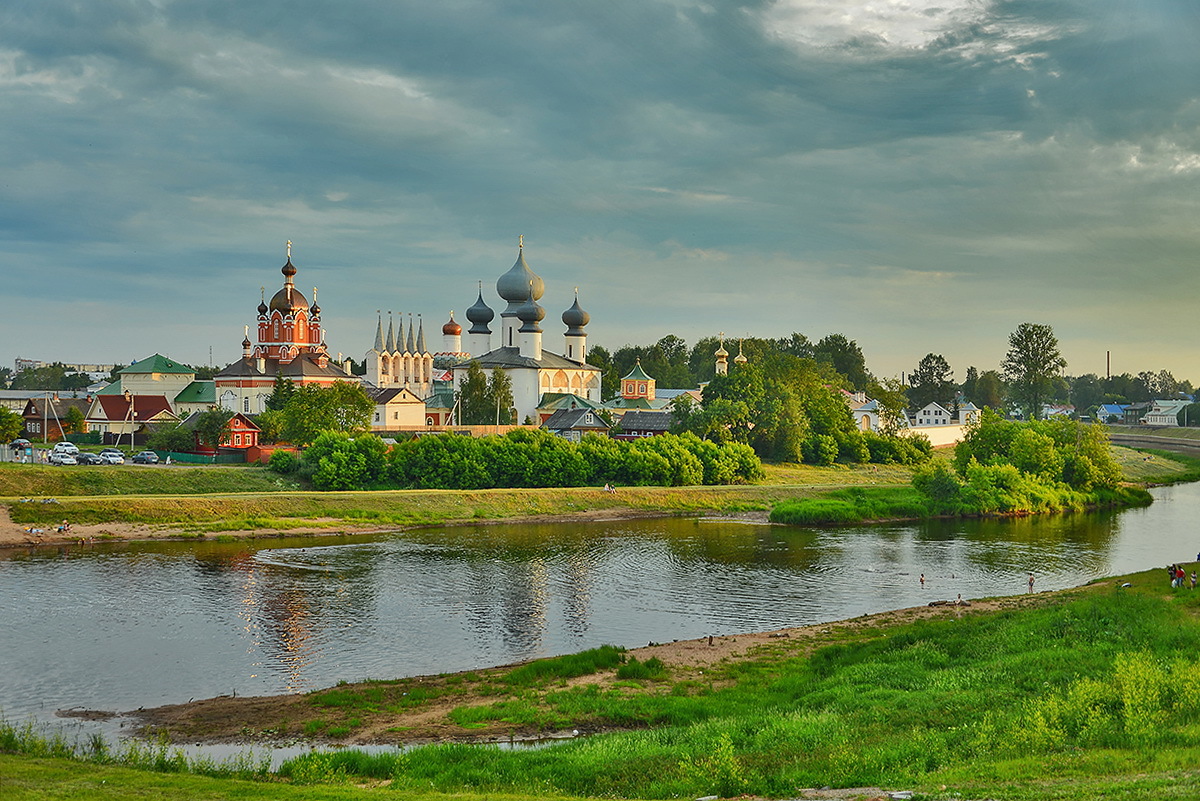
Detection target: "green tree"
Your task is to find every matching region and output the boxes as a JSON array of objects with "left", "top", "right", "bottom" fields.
[
  {"left": 975, "top": 370, "right": 1006, "bottom": 410},
  {"left": 456, "top": 362, "right": 492, "bottom": 424},
  {"left": 586, "top": 344, "right": 619, "bottom": 400},
  {"left": 487, "top": 367, "right": 515, "bottom": 425},
  {"left": 194, "top": 408, "right": 235, "bottom": 448},
  {"left": 265, "top": 374, "right": 297, "bottom": 412},
  {"left": 147, "top": 421, "right": 195, "bottom": 453},
  {"left": 281, "top": 382, "right": 373, "bottom": 445},
  {"left": 813, "top": 334, "right": 871, "bottom": 390},
  {"left": 0, "top": 407, "right": 23, "bottom": 442},
  {"left": 1001, "top": 323, "right": 1066, "bottom": 419},
  {"left": 254, "top": 409, "right": 285, "bottom": 443},
  {"left": 868, "top": 377, "right": 911, "bottom": 435},
  {"left": 908, "top": 353, "right": 955, "bottom": 410}
]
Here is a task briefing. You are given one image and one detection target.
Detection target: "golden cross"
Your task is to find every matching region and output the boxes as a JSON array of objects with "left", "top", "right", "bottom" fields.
[
  {"left": 518, "top": 234, "right": 524, "bottom": 249},
  {"left": 286, "top": 240, "right": 292, "bottom": 259}
]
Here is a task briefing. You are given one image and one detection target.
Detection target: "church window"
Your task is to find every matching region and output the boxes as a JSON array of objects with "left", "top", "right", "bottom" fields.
[
  {"left": 243, "top": 398, "right": 250, "bottom": 413},
  {"left": 639, "top": 383, "right": 646, "bottom": 394},
  {"left": 426, "top": 417, "right": 435, "bottom": 426}
]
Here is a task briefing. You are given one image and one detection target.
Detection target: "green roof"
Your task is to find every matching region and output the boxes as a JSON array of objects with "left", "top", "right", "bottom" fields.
[
  {"left": 174, "top": 380, "right": 216, "bottom": 404},
  {"left": 120, "top": 354, "right": 194, "bottom": 375},
  {"left": 537, "top": 393, "right": 603, "bottom": 411},
  {"left": 95, "top": 380, "right": 123, "bottom": 395},
  {"left": 621, "top": 359, "right": 654, "bottom": 382}
]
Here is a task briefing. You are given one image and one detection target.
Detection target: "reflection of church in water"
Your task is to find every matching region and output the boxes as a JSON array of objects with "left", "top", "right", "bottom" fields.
[{"left": 364, "top": 238, "right": 602, "bottom": 423}]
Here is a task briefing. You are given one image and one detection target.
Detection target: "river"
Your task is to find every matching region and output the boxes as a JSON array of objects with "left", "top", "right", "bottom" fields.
[{"left": 0, "top": 483, "right": 1194, "bottom": 740}]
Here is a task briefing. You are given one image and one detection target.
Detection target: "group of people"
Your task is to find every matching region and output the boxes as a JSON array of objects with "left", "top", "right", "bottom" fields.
[{"left": 1168, "top": 562, "right": 1197, "bottom": 589}]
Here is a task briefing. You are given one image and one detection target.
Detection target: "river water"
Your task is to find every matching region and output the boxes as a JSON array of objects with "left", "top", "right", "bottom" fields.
[{"left": 1, "top": 484, "right": 1195, "bottom": 738}]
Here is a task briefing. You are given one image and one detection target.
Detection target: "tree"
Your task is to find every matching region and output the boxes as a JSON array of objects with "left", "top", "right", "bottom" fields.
[
  {"left": 908, "top": 353, "right": 955, "bottom": 410},
  {"left": 265, "top": 374, "right": 297, "bottom": 412},
  {"left": 255, "top": 410, "right": 285, "bottom": 443},
  {"left": 961, "top": 366, "right": 979, "bottom": 402},
  {"left": 868, "top": 377, "right": 911, "bottom": 435},
  {"left": 813, "top": 334, "right": 871, "bottom": 390},
  {"left": 62, "top": 406, "right": 87, "bottom": 436},
  {"left": 194, "top": 408, "right": 235, "bottom": 448},
  {"left": 456, "top": 362, "right": 492, "bottom": 424},
  {"left": 487, "top": 367, "right": 515, "bottom": 425},
  {"left": 586, "top": 345, "right": 619, "bottom": 400},
  {"left": 973, "top": 370, "right": 1005, "bottom": 410},
  {"left": 1001, "top": 323, "right": 1066, "bottom": 419},
  {"left": 0, "top": 407, "right": 23, "bottom": 442},
  {"left": 147, "top": 421, "right": 195, "bottom": 453},
  {"left": 281, "top": 381, "right": 373, "bottom": 445}
]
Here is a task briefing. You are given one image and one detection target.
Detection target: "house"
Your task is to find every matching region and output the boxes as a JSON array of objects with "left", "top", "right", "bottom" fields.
[
  {"left": 958, "top": 401, "right": 981, "bottom": 425},
  {"left": 612, "top": 410, "right": 673, "bottom": 440},
  {"left": 910, "top": 402, "right": 954, "bottom": 427},
  {"left": 1142, "top": 400, "right": 1190, "bottom": 426},
  {"left": 541, "top": 407, "right": 610, "bottom": 441},
  {"left": 1097, "top": 403, "right": 1127, "bottom": 423},
  {"left": 1123, "top": 401, "right": 1153, "bottom": 425},
  {"left": 368, "top": 387, "right": 427, "bottom": 430},
  {"left": 20, "top": 395, "right": 92, "bottom": 441},
  {"left": 177, "top": 411, "right": 262, "bottom": 453},
  {"left": 1041, "top": 404, "right": 1075, "bottom": 418},
  {"left": 85, "top": 393, "right": 179, "bottom": 444},
  {"left": 536, "top": 392, "right": 605, "bottom": 424}
]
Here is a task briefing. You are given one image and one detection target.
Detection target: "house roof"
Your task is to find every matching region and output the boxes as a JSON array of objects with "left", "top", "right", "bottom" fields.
[
  {"left": 541, "top": 408, "right": 609, "bottom": 431},
  {"left": 215, "top": 353, "right": 355, "bottom": 380},
  {"left": 604, "top": 396, "right": 657, "bottom": 411},
  {"left": 174, "top": 380, "right": 216, "bottom": 405},
  {"left": 88, "top": 394, "right": 177, "bottom": 423},
  {"left": 22, "top": 396, "right": 92, "bottom": 418},
  {"left": 537, "top": 392, "right": 604, "bottom": 412},
  {"left": 617, "top": 410, "right": 673, "bottom": 432},
  {"left": 368, "top": 387, "right": 424, "bottom": 404},
  {"left": 120, "top": 354, "right": 194, "bottom": 375},
  {"left": 178, "top": 411, "right": 259, "bottom": 432},
  {"left": 455, "top": 347, "right": 599, "bottom": 373}
]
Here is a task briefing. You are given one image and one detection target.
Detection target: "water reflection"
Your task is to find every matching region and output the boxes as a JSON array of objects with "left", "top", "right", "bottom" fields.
[{"left": 0, "top": 484, "right": 1196, "bottom": 736}]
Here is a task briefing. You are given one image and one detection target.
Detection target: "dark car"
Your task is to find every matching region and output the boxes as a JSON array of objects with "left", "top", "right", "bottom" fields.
[
  {"left": 10, "top": 438, "right": 31, "bottom": 449},
  {"left": 76, "top": 452, "right": 104, "bottom": 465},
  {"left": 132, "top": 451, "right": 160, "bottom": 464}
]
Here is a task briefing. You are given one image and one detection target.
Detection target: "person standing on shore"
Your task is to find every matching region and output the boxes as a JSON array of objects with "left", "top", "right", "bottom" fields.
[{"left": 1027, "top": 573, "right": 1035, "bottom": 593}]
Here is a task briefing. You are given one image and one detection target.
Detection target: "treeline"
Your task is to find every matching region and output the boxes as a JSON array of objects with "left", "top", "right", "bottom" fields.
[{"left": 269, "top": 429, "right": 764, "bottom": 491}]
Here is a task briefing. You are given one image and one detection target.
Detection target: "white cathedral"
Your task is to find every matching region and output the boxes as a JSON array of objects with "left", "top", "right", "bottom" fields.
[{"left": 364, "top": 240, "right": 602, "bottom": 423}]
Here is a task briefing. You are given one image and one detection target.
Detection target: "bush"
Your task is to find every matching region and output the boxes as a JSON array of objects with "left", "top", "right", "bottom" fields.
[{"left": 268, "top": 449, "right": 297, "bottom": 474}]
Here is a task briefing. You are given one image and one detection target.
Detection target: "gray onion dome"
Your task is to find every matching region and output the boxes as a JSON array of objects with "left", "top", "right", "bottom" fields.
[
  {"left": 562, "top": 295, "right": 589, "bottom": 335},
  {"left": 466, "top": 287, "right": 494, "bottom": 334},
  {"left": 516, "top": 285, "right": 545, "bottom": 333},
  {"left": 497, "top": 248, "right": 544, "bottom": 304}
]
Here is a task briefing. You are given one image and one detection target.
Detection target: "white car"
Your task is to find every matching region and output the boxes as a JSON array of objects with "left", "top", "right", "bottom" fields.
[
  {"left": 49, "top": 452, "right": 78, "bottom": 465},
  {"left": 99, "top": 452, "right": 125, "bottom": 464},
  {"left": 52, "top": 442, "right": 80, "bottom": 456}
]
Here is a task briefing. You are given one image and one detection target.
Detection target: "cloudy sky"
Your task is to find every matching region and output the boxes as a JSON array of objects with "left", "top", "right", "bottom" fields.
[{"left": 3, "top": 0, "right": 1199, "bottom": 384}]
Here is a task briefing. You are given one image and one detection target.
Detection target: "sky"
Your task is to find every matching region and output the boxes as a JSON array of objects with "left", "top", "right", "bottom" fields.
[{"left": 3, "top": 0, "right": 1200, "bottom": 385}]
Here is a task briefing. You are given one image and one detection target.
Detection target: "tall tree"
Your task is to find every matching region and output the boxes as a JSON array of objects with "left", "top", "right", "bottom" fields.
[
  {"left": 194, "top": 408, "right": 235, "bottom": 448},
  {"left": 868, "top": 377, "right": 911, "bottom": 435},
  {"left": 486, "top": 367, "right": 516, "bottom": 425},
  {"left": 456, "top": 361, "right": 492, "bottom": 424},
  {"left": 265, "top": 374, "right": 297, "bottom": 412},
  {"left": 1001, "top": 323, "right": 1066, "bottom": 419},
  {"left": 908, "top": 353, "right": 955, "bottom": 410},
  {"left": 961, "top": 366, "right": 979, "bottom": 401},
  {"left": 62, "top": 406, "right": 86, "bottom": 436},
  {"left": 0, "top": 407, "right": 22, "bottom": 442},
  {"left": 812, "top": 334, "right": 871, "bottom": 390},
  {"left": 974, "top": 370, "right": 1006, "bottom": 410}
]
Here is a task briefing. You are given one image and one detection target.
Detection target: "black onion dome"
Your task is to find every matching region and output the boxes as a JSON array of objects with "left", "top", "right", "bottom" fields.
[
  {"left": 241, "top": 333, "right": 252, "bottom": 347},
  {"left": 257, "top": 299, "right": 268, "bottom": 315},
  {"left": 466, "top": 288, "right": 494, "bottom": 334},
  {"left": 310, "top": 302, "right": 320, "bottom": 316},
  {"left": 496, "top": 249, "right": 544, "bottom": 304},
  {"left": 562, "top": 296, "right": 589, "bottom": 334},
  {"left": 282, "top": 257, "right": 297, "bottom": 278}
]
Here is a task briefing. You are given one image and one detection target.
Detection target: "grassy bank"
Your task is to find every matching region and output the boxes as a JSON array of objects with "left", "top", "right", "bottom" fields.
[
  {"left": 3, "top": 461, "right": 918, "bottom": 532},
  {"left": 11, "top": 570, "right": 1200, "bottom": 800}
]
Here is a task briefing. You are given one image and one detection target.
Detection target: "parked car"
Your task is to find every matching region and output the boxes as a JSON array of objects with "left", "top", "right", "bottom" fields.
[
  {"left": 76, "top": 452, "right": 104, "bottom": 465},
  {"left": 49, "top": 452, "right": 78, "bottom": 465},
  {"left": 10, "top": 438, "right": 31, "bottom": 449},
  {"left": 132, "top": 451, "right": 160, "bottom": 464},
  {"left": 99, "top": 452, "right": 125, "bottom": 465},
  {"left": 99, "top": 448, "right": 124, "bottom": 457},
  {"left": 52, "top": 441, "right": 80, "bottom": 456}
]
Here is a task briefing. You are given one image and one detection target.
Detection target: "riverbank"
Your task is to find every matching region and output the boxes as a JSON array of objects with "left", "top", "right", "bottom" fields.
[
  {"left": 13, "top": 564, "right": 1200, "bottom": 801},
  {"left": 2, "top": 445, "right": 1191, "bottom": 549}
]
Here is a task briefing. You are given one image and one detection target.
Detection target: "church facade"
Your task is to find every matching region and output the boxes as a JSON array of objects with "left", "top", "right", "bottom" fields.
[{"left": 216, "top": 245, "right": 356, "bottom": 415}]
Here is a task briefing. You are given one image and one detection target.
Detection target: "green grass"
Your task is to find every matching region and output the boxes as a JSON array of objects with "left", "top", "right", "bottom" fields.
[
  {"left": 12, "top": 573, "right": 1200, "bottom": 799},
  {"left": 0, "top": 462, "right": 300, "bottom": 498}
]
